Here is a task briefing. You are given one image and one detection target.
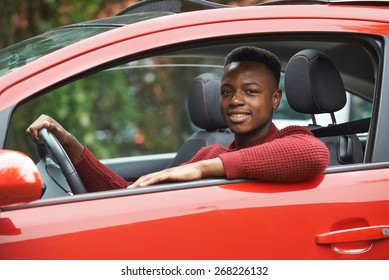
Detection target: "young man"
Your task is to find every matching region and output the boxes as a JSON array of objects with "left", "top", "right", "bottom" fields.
[{"left": 27, "top": 46, "right": 329, "bottom": 192}]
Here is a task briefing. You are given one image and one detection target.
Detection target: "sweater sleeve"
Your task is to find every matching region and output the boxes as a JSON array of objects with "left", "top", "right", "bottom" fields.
[
  {"left": 219, "top": 131, "right": 329, "bottom": 183},
  {"left": 74, "top": 147, "right": 131, "bottom": 192}
]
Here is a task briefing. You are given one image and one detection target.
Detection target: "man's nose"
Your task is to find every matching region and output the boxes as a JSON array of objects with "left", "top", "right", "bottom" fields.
[{"left": 231, "top": 89, "right": 245, "bottom": 105}]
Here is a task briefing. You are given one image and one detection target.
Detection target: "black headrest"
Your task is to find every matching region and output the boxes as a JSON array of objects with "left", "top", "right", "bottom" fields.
[
  {"left": 187, "top": 73, "right": 227, "bottom": 130},
  {"left": 285, "top": 49, "right": 346, "bottom": 114}
]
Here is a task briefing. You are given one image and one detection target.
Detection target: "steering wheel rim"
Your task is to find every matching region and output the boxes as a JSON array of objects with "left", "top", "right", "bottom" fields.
[{"left": 38, "top": 128, "right": 87, "bottom": 194}]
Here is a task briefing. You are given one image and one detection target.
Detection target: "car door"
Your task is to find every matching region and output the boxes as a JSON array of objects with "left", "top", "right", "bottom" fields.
[{"left": 1, "top": 168, "right": 388, "bottom": 259}]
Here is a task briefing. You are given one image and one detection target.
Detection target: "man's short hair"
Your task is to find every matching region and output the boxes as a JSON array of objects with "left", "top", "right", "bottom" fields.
[{"left": 224, "top": 46, "right": 281, "bottom": 87}]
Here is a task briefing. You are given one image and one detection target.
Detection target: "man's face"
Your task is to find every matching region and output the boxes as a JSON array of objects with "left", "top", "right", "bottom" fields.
[{"left": 220, "top": 61, "right": 281, "bottom": 146}]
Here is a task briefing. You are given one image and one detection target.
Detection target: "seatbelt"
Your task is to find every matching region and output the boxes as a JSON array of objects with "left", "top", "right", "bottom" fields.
[{"left": 310, "top": 117, "right": 370, "bottom": 137}]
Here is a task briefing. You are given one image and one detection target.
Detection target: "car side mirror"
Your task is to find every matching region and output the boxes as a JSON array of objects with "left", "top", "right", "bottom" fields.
[{"left": 0, "top": 150, "right": 42, "bottom": 207}]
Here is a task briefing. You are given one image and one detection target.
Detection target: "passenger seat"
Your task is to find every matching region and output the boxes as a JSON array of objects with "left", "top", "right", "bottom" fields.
[{"left": 284, "top": 49, "right": 363, "bottom": 165}]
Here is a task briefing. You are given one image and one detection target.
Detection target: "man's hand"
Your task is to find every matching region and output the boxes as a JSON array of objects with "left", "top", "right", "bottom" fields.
[
  {"left": 128, "top": 157, "right": 225, "bottom": 188},
  {"left": 26, "top": 114, "right": 84, "bottom": 164}
]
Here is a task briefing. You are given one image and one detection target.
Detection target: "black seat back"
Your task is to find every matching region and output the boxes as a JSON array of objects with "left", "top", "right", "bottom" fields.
[
  {"left": 285, "top": 49, "right": 363, "bottom": 165},
  {"left": 168, "top": 73, "right": 233, "bottom": 167}
]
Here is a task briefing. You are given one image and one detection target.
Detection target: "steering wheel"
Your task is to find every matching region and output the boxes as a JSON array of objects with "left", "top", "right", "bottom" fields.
[{"left": 37, "top": 128, "right": 87, "bottom": 194}]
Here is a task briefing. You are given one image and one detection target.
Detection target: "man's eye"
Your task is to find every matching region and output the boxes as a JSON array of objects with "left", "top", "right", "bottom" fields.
[
  {"left": 221, "top": 90, "right": 232, "bottom": 96},
  {"left": 247, "top": 89, "right": 258, "bottom": 95}
]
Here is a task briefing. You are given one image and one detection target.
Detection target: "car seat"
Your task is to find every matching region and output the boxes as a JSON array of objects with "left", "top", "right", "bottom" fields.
[
  {"left": 167, "top": 72, "right": 233, "bottom": 167},
  {"left": 284, "top": 49, "right": 364, "bottom": 165}
]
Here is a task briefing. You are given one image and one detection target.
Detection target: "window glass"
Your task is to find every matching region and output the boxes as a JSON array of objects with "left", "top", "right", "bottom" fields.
[{"left": 0, "top": 12, "right": 172, "bottom": 77}]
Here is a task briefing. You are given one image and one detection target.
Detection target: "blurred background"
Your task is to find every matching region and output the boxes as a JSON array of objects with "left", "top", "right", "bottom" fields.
[{"left": 0, "top": 0, "right": 262, "bottom": 49}]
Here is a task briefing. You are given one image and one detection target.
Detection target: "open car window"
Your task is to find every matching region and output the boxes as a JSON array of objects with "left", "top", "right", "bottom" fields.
[
  {"left": 4, "top": 38, "right": 375, "bottom": 166},
  {"left": 6, "top": 54, "right": 224, "bottom": 161}
]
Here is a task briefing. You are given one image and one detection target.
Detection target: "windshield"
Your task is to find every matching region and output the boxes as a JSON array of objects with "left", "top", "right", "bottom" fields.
[{"left": 0, "top": 12, "right": 173, "bottom": 77}]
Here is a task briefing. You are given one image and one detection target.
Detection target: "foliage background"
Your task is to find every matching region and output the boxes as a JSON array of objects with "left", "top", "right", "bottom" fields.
[{"left": 0, "top": 0, "right": 260, "bottom": 49}]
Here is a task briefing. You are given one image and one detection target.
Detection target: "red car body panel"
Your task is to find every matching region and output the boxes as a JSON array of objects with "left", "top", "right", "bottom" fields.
[
  {"left": 0, "top": 3, "right": 389, "bottom": 259},
  {"left": 1, "top": 169, "right": 389, "bottom": 259}
]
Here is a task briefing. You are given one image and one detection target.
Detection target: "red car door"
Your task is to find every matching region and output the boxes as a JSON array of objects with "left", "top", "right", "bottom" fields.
[{"left": 1, "top": 167, "right": 388, "bottom": 259}]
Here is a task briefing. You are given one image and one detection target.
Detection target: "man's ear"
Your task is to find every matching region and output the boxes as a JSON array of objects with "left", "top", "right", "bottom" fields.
[{"left": 272, "top": 89, "right": 282, "bottom": 110}]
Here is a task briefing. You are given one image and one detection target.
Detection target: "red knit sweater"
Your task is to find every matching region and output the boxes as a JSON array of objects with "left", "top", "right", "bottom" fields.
[{"left": 74, "top": 123, "right": 329, "bottom": 192}]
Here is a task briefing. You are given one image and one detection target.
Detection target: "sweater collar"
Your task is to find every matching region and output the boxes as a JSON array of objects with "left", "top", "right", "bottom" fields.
[{"left": 228, "top": 123, "right": 279, "bottom": 150}]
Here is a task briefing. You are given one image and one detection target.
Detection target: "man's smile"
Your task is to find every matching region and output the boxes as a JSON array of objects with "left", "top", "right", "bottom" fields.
[{"left": 227, "top": 110, "right": 251, "bottom": 123}]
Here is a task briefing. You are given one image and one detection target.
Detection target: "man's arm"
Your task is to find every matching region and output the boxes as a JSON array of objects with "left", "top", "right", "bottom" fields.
[
  {"left": 27, "top": 114, "right": 130, "bottom": 192},
  {"left": 75, "top": 147, "right": 132, "bottom": 192},
  {"left": 129, "top": 157, "right": 225, "bottom": 188},
  {"left": 219, "top": 132, "right": 329, "bottom": 183}
]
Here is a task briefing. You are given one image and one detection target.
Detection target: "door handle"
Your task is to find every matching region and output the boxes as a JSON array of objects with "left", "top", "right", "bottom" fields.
[{"left": 315, "top": 225, "right": 389, "bottom": 244}]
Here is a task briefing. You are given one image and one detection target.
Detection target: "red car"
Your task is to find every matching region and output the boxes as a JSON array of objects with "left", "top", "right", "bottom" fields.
[{"left": 0, "top": 0, "right": 389, "bottom": 260}]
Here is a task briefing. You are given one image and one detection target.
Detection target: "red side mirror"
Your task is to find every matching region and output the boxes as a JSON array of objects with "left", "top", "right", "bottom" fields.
[{"left": 0, "top": 150, "right": 42, "bottom": 207}]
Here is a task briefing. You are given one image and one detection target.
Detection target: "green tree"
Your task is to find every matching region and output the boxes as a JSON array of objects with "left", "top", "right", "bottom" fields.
[
  {"left": 0, "top": 0, "right": 261, "bottom": 49},
  {"left": 0, "top": 0, "right": 138, "bottom": 49}
]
